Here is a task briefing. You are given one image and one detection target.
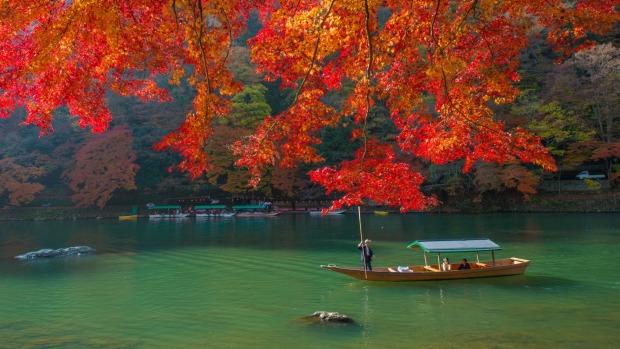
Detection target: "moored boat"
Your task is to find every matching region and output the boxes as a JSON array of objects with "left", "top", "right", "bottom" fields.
[
  {"left": 118, "top": 215, "right": 138, "bottom": 220},
  {"left": 308, "top": 209, "right": 347, "bottom": 215},
  {"left": 148, "top": 205, "right": 190, "bottom": 219},
  {"left": 194, "top": 205, "right": 236, "bottom": 217},
  {"left": 235, "top": 211, "right": 281, "bottom": 217},
  {"left": 321, "top": 238, "right": 530, "bottom": 281},
  {"left": 233, "top": 204, "right": 281, "bottom": 217}
]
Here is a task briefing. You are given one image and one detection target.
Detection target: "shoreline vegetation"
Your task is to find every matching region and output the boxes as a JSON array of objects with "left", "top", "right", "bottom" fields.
[{"left": 1, "top": 191, "right": 617, "bottom": 221}]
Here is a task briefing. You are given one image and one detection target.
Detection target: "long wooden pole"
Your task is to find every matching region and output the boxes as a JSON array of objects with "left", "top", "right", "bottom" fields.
[{"left": 358, "top": 206, "right": 367, "bottom": 279}]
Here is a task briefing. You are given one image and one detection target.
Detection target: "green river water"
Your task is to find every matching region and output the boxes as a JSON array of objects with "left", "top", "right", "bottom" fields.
[{"left": 1, "top": 213, "right": 619, "bottom": 348}]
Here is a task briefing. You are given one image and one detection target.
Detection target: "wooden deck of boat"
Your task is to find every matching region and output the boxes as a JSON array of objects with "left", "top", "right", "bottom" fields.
[{"left": 321, "top": 258, "right": 530, "bottom": 282}]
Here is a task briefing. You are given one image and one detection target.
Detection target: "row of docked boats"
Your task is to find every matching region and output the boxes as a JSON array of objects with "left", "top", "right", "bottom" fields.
[
  {"left": 146, "top": 204, "right": 281, "bottom": 219},
  {"left": 145, "top": 207, "right": 395, "bottom": 219}
]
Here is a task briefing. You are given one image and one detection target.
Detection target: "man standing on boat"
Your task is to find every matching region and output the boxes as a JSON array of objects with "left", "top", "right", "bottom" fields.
[{"left": 358, "top": 239, "right": 374, "bottom": 271}]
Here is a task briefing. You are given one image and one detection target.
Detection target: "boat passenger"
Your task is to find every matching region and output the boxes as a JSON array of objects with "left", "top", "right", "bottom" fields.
[
  {"left": 441, "top": 257, "right": 451, "bottom": 271},
  {"left": 357, "top": 239, "right": 374, "bottom": 271},
  {"left": 458, "top": 258, "right": 471, "bottom": 270}
]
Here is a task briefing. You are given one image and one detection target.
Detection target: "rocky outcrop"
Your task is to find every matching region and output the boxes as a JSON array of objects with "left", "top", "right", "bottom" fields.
[
  {"left": 306, "top": 311, "right": 354, "bottom": 323},
  {"left": 15, "top": 246, "right": 96, "bottom": 260}
]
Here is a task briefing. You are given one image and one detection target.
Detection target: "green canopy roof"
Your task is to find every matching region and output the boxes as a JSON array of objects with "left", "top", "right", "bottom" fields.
[
  {"left": 232, "top": 205, "right": 269, "bottom": 209},
  {"left": 407, "top": 239, "right": 501, "bottom": 253},
  {"left": 147, "top": 205, "right": 181, "bottom": 210},
  {"left": 194, "top": 205, "right": 227, "bottom": 209}
]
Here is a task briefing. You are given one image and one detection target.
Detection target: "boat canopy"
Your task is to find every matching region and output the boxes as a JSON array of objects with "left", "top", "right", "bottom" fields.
[
  {"left": 147, "top": 205, "right": 181, "bottom": 210},
  {"left": 194, "top": 205, "right": 227, "bottom": 209},
  {"left": 407, "top": 239, "right": 501, "bottom": 253},
  {"left": 232, "top": 205, "right": 269, "bottom": 209}
]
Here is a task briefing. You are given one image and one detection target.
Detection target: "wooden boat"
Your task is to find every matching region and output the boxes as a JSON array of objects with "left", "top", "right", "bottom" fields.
[
  {"left": 196, "top": 211, "right": 236, "bottom": 218},
  {"left": 321, "top": 238, "right": 530, "bottom": 282},
  {"left": 194, "top": 205, "right": 236, "bottom": 218},
  {"left": 233, "top": 204, "right": 281, "bottom": 217},
  {"left": 148, "top": 205, "right": 190, "bottom": 219},
  {"left": 235, "top": 211, "right": 281, "bottom": 217},
  {"left": 308, "top": 209, "right": 347, "bottom": 215},
  {"left": 118, "top": 215, "right": 138, "bottom": 220}
]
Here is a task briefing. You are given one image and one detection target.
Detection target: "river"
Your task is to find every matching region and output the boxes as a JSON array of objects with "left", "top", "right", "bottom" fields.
[{"left": 1, "top": 213, "right": 618, "bottom": 348}]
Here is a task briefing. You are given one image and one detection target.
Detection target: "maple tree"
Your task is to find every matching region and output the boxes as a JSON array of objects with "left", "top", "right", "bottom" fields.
[
  {"left": 0, "top": 156, "right": 47, "bottom": 206},
  {"left": 564, "top": 140, "right": 620, "bottom": 185},
  {"left": 270, "top": 165, "right": 307, "bottom": 199},
  {"left": 473, "top": 162, "right": 541, "bottom": 202},
  {"left": 0, "top": 1, "right": 617, "bottom": 211},
  {"left": 590, "top": 141, "right": 620, "bottom": 184},
  {"left": 63, "top": 125, "right": 139, "bottom": 208}
]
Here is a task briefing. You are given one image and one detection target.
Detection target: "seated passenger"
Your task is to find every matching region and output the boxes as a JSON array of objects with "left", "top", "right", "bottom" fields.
[
  {"left": 458, "top": 258, "right": 471, "bottom": 270},
  {"left": 441, "top": 257, "right": 451, "bottom": 271}
]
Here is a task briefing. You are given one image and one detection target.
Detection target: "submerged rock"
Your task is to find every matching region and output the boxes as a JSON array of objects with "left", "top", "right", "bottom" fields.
[
  {"left": 307, "top": 311, "right": 354, "bottom": 323},
  {"left": 15, "top": 246, "right": 96, "bottom": 260}
]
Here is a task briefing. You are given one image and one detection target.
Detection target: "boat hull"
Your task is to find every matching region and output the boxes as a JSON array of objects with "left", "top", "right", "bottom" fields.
[
  {"left": 321, "top": 258, "right": 530, "bottom": 281},
  {"left": 195, "top": 213, "right": 236, "bottom": 218},
  {"left": 235, "top": 212, "right": 281, "bottom": 217},
  {"left": 308, "top": 210, "right": 347, "bottom": 215},
  {"left": 118, "top": 215, "right": 138, "bottom": 220},
  {"left": 149, "top": 213, "right": 190, "bottom": 219}
]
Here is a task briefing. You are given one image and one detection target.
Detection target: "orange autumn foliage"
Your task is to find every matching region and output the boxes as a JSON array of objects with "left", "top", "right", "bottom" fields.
[
  {"left": 0, "top": 157, "right": 46, "bottom": 206},
  {"left": 0, "top": 1, "right": 617, "bottom": 211},
  {"left": 63, "top": 125, "right": 139, "bottom": 208}
]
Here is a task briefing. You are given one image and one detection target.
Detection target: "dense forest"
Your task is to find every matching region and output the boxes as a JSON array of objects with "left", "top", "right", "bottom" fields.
[{"left": 0, "top": 6, "right": 619, "bottom": 210}]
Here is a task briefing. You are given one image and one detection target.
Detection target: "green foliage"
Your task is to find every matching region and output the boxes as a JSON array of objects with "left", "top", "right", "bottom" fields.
[
  {"left": 264, "top": 80, "right": 295, "bottom": 116},
  {"left": 316, "top": 121, "right": 359, "bottom": 165},
  {"left": 367, "top": 104, "right": 398, "bottom": 142},
  {"left": 523, "top": 100, "right": 595, "bottom": 157},
  {"left": 583, "top": 178, "right": 603, "bottom": 191},
  {"left": 515, "top": 37, "right": 558, "bottom": 93},
  {"left": 225, "top": 84, "right": 272, "bottom": 128},
  {"left": 546, "top": 43, "right": 620, "bottom": 144},
  {"left": 443, "top": 175, "right": 468, "bottom": 197}
]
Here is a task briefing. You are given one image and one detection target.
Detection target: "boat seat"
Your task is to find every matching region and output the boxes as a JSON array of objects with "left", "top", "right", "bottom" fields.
[
  {"left": 424, "top": 266, "right": 440, "bottom": 272},
  {"left": 388, "top": 268, "right": 397, "bottom": 272}
]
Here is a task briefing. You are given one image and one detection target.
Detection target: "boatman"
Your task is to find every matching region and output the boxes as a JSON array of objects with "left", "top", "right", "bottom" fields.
[{"left": 357, "top": 239, "right": 374, "bottom": 271}]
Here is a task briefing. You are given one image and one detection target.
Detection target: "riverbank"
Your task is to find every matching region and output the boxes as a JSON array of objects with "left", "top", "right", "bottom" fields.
[
  {"left": 434, "top": 192, "right": 619, "bottom": 213},
  {"left": 0, "top": 205, "right": 141, "bottom": 221},
  {"left": 1, "top": 191, "right": 618, "bottom": 221}
]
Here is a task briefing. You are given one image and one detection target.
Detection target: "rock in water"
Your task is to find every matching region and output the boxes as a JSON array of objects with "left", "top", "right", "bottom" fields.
[
  {"left": 307, "top": 311, "right": 354, "bottom": 323},
  {"left": 15, "top": 246, "right": 96, "bottom": 260}
]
